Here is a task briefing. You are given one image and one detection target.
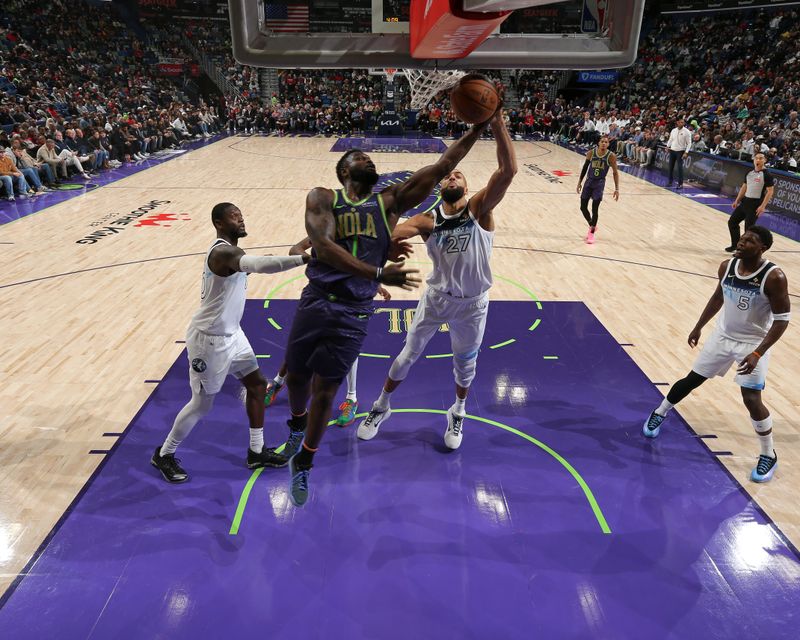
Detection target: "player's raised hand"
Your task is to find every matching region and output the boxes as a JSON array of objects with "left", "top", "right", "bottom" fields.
[
  {"left": 380, "top": 260, "right": 421, "bottom": 291},
  {"left": 388, "top": 238, "right": 414, "bottom": 262}
]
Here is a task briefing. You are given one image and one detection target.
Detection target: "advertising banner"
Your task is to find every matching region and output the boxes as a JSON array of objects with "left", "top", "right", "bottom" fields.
[{"left": 651, "top": 148, "right": 800, "bottom": 222}]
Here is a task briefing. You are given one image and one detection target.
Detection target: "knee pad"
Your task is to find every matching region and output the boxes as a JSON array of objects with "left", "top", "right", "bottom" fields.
[{"left": 453, "top": 350, "right": 479, "bottom": 387}]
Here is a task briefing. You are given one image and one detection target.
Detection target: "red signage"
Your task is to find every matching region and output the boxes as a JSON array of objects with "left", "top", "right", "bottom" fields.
[{"left": 410, "top": 0, "right": 510, "bottom": 60}]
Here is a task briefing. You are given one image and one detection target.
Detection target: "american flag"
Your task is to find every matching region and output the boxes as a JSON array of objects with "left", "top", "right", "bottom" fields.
[{"left": 264, "top": 3, "right": 309, "bottom": 33}]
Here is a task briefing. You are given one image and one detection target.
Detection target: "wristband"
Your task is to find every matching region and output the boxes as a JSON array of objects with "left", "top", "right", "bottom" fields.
[
  {"left": 375, "top": 266, "right": 383, "bottom": 282},
  {"left": 752, "top": 351, "right": 761, "bottom": 359}
]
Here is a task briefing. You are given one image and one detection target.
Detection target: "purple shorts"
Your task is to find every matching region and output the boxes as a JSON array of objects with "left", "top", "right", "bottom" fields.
[
  {"left": 581, "top": 179, "right": 605, "bottom": 202},
  {"left": 285, "top": 286, "right": 373, "bottom": 382}
]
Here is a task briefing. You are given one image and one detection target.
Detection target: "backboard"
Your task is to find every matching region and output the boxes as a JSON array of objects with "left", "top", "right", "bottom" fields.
[{"left": 229, "top": 0, "right": 646, "bottom": 70}]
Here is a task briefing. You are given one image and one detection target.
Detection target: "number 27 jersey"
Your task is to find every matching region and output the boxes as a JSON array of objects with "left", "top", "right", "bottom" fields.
[
  {"left": 717, "top": 258, "right": 778, "bottom": 342},
  {"left": 424, "top": 202, "right": 494, "bottom": 298}
]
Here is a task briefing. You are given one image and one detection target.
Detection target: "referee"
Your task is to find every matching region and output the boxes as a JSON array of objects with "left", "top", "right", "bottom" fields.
[
  {"left": 666, "top": 117, "right": 692, "bottom": 188},
  {"left": 726, "top": 152, "right": 775, "bottom": 252}
]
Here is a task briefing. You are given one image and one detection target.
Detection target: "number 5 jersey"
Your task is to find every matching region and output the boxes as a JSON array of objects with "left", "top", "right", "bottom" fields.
[{"left": 717, "top": 258, "right": 779, "bottom": 342}]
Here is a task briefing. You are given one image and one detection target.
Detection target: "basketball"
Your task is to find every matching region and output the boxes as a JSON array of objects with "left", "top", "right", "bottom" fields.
[{"left": 450, "top": 75, "right": 499, "bottom": 124}]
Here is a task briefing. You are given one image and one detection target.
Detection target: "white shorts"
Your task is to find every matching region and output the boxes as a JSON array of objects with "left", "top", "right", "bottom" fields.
[
  {"left": 185, "top": 327, "right": 259, "bottom": 395},
  {"left": 406, "top": 288, "right": 490, "bottom": 359},
  {"left": 691, "top": 329, "right": 770, "bottom": 390}
]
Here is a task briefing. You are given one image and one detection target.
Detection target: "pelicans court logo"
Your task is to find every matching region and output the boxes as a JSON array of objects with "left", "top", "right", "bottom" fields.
[{"left": 76, "top": 200, "right": 191, "bottom": 244}]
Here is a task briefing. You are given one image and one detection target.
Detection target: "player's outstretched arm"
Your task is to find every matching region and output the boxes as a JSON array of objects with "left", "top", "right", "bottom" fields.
[
  {"left": 470, "top": 110, "right": 518, "bottom": 220},
  {"left": 208, "top": 244, "right": 308, "bottom": 277},
  {"left": 688, "top": 261, "right": 727, "bottom": 346},
  {"left": 383, "top": 116, "right": 494, "bottom": 219},
  {"left": 391, "top": 212, "right": 434, "bottom": 241}
]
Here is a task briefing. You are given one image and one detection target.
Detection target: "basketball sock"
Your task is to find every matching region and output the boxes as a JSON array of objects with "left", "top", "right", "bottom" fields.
[
  {"left": 752, "top": 416, "right": 774, "bottom": 457},
  {"left": 452, "top": 396, "right": 466, "bottom": 417},
  {"left": 373, "top": 388, "right": 393, "bottom": 411},
  {"left": 289, "top": 411, "right": 307, "bottom": 432},
  {"left": 249, "top": 427, "right": 264, "bottom": 453},
  {"left": 160, "top": 435, "right": 182, "bottom": 457},
  {"left": 345, "top": 359, "right": 358, "bottom": 401},
  {"left": 294, "top": 442, "right": 316, "bottom": 468},
  {"left": 274, "top": 373, "right": 286, "bottom": 385},
  {"left": 655, "top": 398, "right": 674, "bottom": 417}
]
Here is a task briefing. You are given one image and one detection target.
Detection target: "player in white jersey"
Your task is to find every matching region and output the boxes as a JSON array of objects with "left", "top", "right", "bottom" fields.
[
  {"left": 643, "top": 226, "right": 790, "bottom": 483},
  {"left": 357, "top": 109, "right": 517, "bottom": 449},
  {"left": 150, "top": 202, "right": 309, "bottom": 483}
]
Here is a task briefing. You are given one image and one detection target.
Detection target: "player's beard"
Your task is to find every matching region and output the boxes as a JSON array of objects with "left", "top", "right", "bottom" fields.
[
  {"left": 441, "top": 186, "right": 465, "bottom": 203},
  {"left": 236, "top": 227, "right": 248, "bottom": 238},
  {"left": 350, "top": 166, "right": 379, "bottom": 187}
]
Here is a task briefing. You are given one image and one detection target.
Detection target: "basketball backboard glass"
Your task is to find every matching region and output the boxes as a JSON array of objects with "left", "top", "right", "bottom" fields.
[{"left": 229, "top": 0, "right": 645, "bottom": 70}]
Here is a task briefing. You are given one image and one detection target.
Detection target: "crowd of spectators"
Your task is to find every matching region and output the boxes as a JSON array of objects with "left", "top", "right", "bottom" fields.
[
  {"left": 0, "top": 0, "right": 223, "bottom": 200},
  {"left": 507, "top": 10, "right": 800, "bottom": 173},
  {"left": 4, "top": 0, "right": 800, "bottom": 197}
]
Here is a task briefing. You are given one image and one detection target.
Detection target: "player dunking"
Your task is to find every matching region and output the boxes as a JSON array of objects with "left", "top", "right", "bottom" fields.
[
  {"left": 357, "top": 108, "right": 517, "bottom": 449},
  {"left": 643, "top": 226, "right": 790, "bottom": 483},
  {"left": 271, "top": 117, "right": 495, "bottom": 507},
  {"left": 150, "top": 203, "right": 308, "bottom": 483},
  {"left": 576, "top": 134, "right": 619, "bottom": 244}
]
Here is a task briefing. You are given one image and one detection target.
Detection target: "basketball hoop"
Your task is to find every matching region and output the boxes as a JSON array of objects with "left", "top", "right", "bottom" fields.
[
  {"left": 402, "top": 69, "right": 466, "bottom": 110},
  {"left": 384, "top": 68, "right": 398, "bottom": 83}
]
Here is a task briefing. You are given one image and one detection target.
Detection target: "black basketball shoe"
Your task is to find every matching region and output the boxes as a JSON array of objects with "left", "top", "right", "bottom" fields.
[
  {"left": 151, "top": 446, "right": 189, "bottom": 483},
  {"left": 247, "top": 447, "right": 289, "bottom": 469}
]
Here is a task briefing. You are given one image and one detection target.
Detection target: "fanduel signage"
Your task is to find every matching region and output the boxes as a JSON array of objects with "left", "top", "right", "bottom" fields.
[{"left": 577, "top": 71, "right": 619, "bottom": 84}]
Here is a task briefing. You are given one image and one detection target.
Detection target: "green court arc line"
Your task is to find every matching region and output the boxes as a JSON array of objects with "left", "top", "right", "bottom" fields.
[
  {"left": 229, "top": 409, "right": 611, "bottom": 535},
  {"left": 390, "top": 409, "right": 611, "bottom": 535},
  {"left": 229, "top": 467, "right": 264, "bottom": 535},
  {"left": 261, "top": 270, "right": 543, "bottom": 358},
  {"left": 494, "top": 274, "right": 543, "bottom": 310},
  {"left": 543, "top": 356, "right": 559, "bottom": 360},
  {"left": 263, "top": 274, "right": 306, "bottom": 307},
  {"left": 268, "top": 318, "right": 282, "bottom": 331},
  {"left": 489, "top": 339, "right": 516, "bottom": 350},
  {"left": 359, "top": 352, "right": 391, "bottom": 359}
]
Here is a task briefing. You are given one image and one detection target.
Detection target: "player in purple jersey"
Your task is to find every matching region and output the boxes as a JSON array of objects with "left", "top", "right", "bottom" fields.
[
  {"left": 269, "top": 113, "right": 498, "bottom": 506},
  {"left": 576, "top": 135, "right": 620, "bottom": 244}
]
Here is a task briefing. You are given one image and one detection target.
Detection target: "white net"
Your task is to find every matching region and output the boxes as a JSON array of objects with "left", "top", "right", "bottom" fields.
[{"left": 402, "top": 69, "right": 466, "bottom": 110}]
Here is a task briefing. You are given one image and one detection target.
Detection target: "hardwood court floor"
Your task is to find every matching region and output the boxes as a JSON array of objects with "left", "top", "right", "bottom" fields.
[{"left": 0, "top": 135, "right": 798, "bottom": 597}]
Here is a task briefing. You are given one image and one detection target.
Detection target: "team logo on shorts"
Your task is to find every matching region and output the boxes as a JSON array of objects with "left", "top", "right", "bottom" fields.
[{"left": 191, "top": 358, "right": 207, "bottom": 373}]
